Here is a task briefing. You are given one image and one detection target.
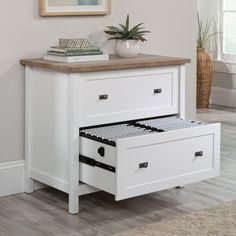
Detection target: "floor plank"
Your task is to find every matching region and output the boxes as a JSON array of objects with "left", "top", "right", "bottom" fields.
[{"left": 1, "top": 106, "right": 236, "bottom": 236}]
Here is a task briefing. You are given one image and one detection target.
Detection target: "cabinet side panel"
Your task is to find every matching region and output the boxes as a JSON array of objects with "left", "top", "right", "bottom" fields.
[{"left": 29, "top": 68, "right": 70, "bottom": 191}]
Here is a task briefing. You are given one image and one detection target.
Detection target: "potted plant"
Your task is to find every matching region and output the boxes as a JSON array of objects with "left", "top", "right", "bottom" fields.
[
  {"left": 104, "top": 15, "right": 150, "bottom": 58},
  {"left": 197, "top": 13, "right": 217, "bottom": 109}
]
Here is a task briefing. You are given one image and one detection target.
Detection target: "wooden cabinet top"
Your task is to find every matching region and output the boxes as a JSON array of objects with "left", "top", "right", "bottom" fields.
[{"left": 20, "top": 54, "right": 191, "bottom": 73}]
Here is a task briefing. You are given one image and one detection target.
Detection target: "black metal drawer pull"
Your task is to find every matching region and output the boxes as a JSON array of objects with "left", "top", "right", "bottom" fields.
[
  {"left": 195, "top": 151, "right": 203, "bottom": 157},
  {"left": 154, "top": 88, "right": 162, "bottom": 94},
  {"left": 99, "top": 94, "right": 108, "bottom": 100},
  {"left": 139, "top": 162, "right": 149, "bottom": 169}
]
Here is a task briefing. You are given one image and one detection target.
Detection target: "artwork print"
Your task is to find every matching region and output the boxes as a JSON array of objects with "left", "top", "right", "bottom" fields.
[
  {"left": 48, "top": 0, "right": 101, "bottom": 6},
  {"left": 39, "top": 0, "right": 110, "bottom": 16}
]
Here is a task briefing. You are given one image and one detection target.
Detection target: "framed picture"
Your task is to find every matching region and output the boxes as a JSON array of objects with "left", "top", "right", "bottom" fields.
[{"left": 39, "top": 0, "right": 111, "bottom": 16}]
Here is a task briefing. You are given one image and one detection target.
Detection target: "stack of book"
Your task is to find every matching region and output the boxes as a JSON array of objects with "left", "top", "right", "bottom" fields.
[{"left": 44, "top": 45, "right": 109, "bottom": 63}]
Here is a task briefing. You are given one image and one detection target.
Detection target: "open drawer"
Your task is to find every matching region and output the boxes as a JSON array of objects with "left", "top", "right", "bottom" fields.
[{"left": 79, "top": 117, "right": 221, "bottom": 201}]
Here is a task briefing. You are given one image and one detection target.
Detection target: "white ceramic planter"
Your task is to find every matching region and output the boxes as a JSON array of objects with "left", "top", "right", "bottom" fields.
[{"left": 115, "top": 40, "right": 140, "bottom": 58}]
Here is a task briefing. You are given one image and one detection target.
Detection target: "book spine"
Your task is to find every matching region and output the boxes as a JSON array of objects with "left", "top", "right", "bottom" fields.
[
  {"left": 43, "top": 54, "right": 109, "bottom": 63},
  {"left": 47, "top": 51, "right": 65, "bottom": 55},
  {"left": 65, "top": 51, "right": 103, "bottom": 56},
  {"left": 50, "top": 47, "right": 101, "bottom": 53},
  {"left": 47, "top": 51, "right": 103, "bottom": 56},
  {"left": 67, "top": 54, "right": 109, "bottom": 63},
  {"left": 66, "top": 47, "right": 101, "bottom": 53}
]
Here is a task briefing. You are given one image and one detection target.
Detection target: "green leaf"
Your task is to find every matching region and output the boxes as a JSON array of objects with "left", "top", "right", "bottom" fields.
[
  {"left": 104, "top": 30, "right": 118, "bottom": 35},
  {"left": 108, "top": 36, "right": 124, "bottom": 40},
  {"left": 119, "top": 24, "right": 127, "bottom": 32},
  {"left": 129, "top": 23, "right": 144, "bottom": 33},
  {"left": 106, "top": 26, "right": 123, "bottom": 33},
  {"left": 136, "top": 30, "right": 151, "bottom": 34},
  {"left": 126, "top": 14, "right": 130, "bottom": 31}
]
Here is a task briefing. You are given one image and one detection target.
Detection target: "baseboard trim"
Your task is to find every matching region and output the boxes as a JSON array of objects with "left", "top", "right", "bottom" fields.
[
  {"left": 210, "top": 87, "right": 236, "bottom": 108},
  {"left": 0, "top": 160, "right": 25, "bottom": 197},
  {"left": 0, "top": 161, "right": 98, "bottom": 198},
  {"left": 0, "top": 160, "right": 46, "bottom": 198}
]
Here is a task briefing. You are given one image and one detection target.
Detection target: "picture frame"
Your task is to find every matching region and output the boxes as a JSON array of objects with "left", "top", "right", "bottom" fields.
[{"left": 39, "top": 0, "right": 111, "bottom": 16}]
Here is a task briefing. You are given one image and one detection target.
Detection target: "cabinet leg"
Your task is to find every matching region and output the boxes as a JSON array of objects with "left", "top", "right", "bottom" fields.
[
  {"left": 69, "top": 192, "right": 79, "bottom": 214},
  {"left": 176, "top": 186, "right": 184, "bottom": 189},
  {"left": 25, "top": 67, "right": 33, "bottom": 194},
  {"left": 24, "top": 177, "right": 34, "bottom": 193}
]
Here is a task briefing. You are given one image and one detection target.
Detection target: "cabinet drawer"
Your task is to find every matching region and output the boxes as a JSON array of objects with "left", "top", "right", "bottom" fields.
[
  {"left": 79, "top": 117, "right": 220, "bottom": 200},
  {"left": 81, "top": 68, "right": 179, "bottom": 126}
]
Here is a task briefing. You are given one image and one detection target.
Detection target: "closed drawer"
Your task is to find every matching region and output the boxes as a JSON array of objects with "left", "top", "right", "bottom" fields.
[
  {"left": 79, "top": 117, "right": 221, "bottom": 200},
  {"left": 81, "top": 67, "right": 179, "bottom": 126}
]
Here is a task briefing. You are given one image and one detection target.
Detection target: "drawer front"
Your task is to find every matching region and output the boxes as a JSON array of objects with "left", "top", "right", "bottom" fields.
[
  {"left": 123, "top": 135, "right": 213, "bottom": 192},
  {"left": 81, "top": 68, "right": 179, "bottom": 126},
  {"left": 116, "top": 123, "right": 220, "bottom": 200}
]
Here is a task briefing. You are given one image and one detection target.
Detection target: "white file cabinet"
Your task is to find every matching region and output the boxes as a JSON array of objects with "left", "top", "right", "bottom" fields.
[{"left": 20, "top": 54, "right": 220, "bottom": 214}]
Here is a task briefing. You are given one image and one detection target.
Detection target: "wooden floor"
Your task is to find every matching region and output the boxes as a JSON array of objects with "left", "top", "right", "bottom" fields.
[{"left": 1, "top": 107, "right": 236, "bottom": 236}]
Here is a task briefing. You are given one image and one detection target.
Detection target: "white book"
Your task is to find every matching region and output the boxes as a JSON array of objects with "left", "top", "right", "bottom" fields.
[{"left": 43, "top": 54, "right": 109, "bottom": 63}]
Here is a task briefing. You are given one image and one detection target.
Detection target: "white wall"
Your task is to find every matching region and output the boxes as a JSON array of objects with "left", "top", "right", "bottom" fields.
[
  {"left": 198, "top": 0, "right": 236, "bottom": 107},
  {"left": 198, "top": 0, "right": 218, "bottom": 22},
  {"left": 197, "top": 0, "right": 219, "bottom": 59},
  {"left": 0, "top": 0, "right": 197, "bottom": 163}
]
